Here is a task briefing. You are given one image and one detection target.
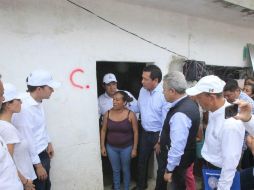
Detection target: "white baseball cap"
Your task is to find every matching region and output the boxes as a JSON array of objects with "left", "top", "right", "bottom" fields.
[
  {"left": 186, "top": 75, "right": 225, "bottom": 96},
  {"left": 103, "top": 73, "right": 117, "bottom": 84},
  {"left": 3, "top": 83, "right": 23, "bottom": 103},
  {"left": 26, "top": 70, "right": 61, "bottom": 89}
]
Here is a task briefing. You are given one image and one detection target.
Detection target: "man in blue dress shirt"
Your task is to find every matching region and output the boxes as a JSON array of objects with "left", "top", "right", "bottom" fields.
[{"left": 134, "top": 65, "right": 170, "bottom": 190}]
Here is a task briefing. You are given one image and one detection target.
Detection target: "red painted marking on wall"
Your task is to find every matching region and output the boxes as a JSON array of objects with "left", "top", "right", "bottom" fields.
[{"left": 70, "top": 68, "right": 90, "bottom": 89}]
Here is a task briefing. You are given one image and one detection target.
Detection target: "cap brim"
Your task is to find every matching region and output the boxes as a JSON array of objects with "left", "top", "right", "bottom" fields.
[
  {"left": 104, "top": 80, "right": 117, "bottom": 84},
  {"left": 48, "top": 81, "right": 61, "bottom": 89},
  {"left": 185, "top": 87, "right": 202, "bottom": 96}
]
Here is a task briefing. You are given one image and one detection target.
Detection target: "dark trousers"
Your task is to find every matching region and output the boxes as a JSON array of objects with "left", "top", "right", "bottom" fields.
[
  {"left": 156, "top": 146, "right": 187, "bottom": 190},
  {"left": 240, "top": 167, "right": 254, "bottom": 190},
  {"left": 34, "top": 150, "right": 51, "bottom": 190},
  {"left": 136, "top": 129, "right": 159, "bottom": 190}
]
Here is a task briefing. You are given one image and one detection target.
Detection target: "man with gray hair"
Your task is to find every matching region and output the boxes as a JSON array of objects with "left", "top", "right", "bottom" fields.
[{"left": 156, "top": 71, "right": 200, "bottom": 190}]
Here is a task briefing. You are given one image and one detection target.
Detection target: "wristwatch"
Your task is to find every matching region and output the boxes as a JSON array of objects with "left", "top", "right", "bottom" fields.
[{"left": 165, "top": 168, "right": 173, "bottom": 174}]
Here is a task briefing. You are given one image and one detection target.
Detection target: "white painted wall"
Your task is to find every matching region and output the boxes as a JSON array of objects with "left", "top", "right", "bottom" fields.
[{"left": 0, "top": 0, "right": 254, "bottom": 189}]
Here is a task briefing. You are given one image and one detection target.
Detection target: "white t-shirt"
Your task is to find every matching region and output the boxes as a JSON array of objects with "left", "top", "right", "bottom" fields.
[
  {"left": 0, "top": 120, "right": 37, "bottom": 180},
  {"left": 0, "top": 136, "right": 23, "bottom": 190}
]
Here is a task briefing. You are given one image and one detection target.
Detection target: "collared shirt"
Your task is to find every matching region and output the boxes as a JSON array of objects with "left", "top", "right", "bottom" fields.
[
  {"left": 201, "top": 100, "right": 245, "bottom": 190},
  {"left": 12, "top": 93, "right": 50, "bottom": 164},
  {"left": 239, "top": 91, "right": 254, "bottom": 114},
  {"left": 243, "top": 116, "right": 254, "bottom": 136},
  {"left": 166, "top": 95, "right": 192, "bottom": 171},
  {"left": 138, "top": 84, "right": 170, "bottom": 132},
  {"left": 98, "top": 90, "right": 138, "bottom": 116}
]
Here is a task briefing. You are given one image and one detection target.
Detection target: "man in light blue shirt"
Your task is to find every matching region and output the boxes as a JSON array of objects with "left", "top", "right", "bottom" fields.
[
  {"left": 134, "top": 65, "right": 170, "bottom": 190},
  {"left": 157, "top": 71, "right": 200, "bottom": 190}
]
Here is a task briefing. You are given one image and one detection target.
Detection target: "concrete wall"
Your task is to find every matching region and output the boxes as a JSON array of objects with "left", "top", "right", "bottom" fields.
[{"left": 0, "top": 0, "right": 254, "bottom": 189}]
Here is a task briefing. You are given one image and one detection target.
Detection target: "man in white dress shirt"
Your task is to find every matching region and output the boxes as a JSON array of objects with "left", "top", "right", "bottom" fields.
[
  {"left": 98, "top": 73, "right": 138, "bottom": 116},
  {"left": 186, "top": 75, "right": 245, "bottom": 190},
  {"left": 12, "top": 70, "right": 60, "bottom": 190}
]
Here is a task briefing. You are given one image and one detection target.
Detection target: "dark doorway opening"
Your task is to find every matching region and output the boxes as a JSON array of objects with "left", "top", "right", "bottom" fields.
[
  {"left": 96, "top": 61, "right": 148, "bottom": 188},
  {"left": 96, "top": 61, "right": 147, "bottom": 99}
]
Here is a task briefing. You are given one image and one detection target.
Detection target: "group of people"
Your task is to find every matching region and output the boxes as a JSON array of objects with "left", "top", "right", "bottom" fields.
[
  {"left": 99, "top": 65, "right": 254, "bottom": 190},
  {"left": 0, "top": 70, "right": 60, "bottom": 190}
]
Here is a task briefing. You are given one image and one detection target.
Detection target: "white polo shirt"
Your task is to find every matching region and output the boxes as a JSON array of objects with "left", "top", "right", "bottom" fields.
[
  {"left": 0, "top": 120, "right": 37, "bottom": 180},
  {"left": 12, "top": 93, "right": 51, "bottom": 164},
  {"left": 0, "top": 136, "right": 23, "bottom": 190},
  {"left": 201, "top": 101, "right": 245, "bottom": 190}
]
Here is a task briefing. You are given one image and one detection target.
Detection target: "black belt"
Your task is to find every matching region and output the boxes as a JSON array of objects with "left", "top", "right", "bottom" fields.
[{"left": 142, "top": 128, "right": 160, "bottom": 134}]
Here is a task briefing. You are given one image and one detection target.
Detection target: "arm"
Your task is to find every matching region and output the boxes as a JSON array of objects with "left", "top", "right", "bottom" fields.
[
  {"left": 164, "top": 113, "right": 191, "bottom": 182},
  {"left": 166, "top": 113, "right": 191, "bottom": 172},
  {"left": 100, "top": 112, "right": 108, "bottom": 157},
  {"left": 7, "top": 143, "right": 35, "bottom": 190},
  {"left": 234, "top": 99, "right": 254, "bottom": 135},
  {"left": 12, "top": 110, "right": 48, "bottom": 181},
  {"left": 217, "top": 119, "right": 244, "bottom": 190},
  {"left": 130, "top": 111, "right": 138, "bottom": 158},
  {"left": 125, "top": 91, "right": 139, "bottom": 113}
]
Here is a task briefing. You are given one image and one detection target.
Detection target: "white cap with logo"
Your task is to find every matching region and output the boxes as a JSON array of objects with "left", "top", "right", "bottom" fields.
[
  {"left": 27, "top": 70, "right": 61, "bottom": 89},
  {"left": 103, "top": 73, "right": 117, "bottom": 84},
  {"left": 3, "top": 83, "right": 23, "bottom": 103},
  {"left": 186, "top": 75, "right": 225, "bottom": 96}
]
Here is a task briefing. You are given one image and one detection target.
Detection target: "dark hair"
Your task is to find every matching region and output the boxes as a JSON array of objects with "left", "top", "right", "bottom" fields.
[
  {"left": 245, "top": 84, "right": 254, "bottom": 95},
  {"left": 0, "top": 100, "right": 14, "bottom": 114},
  {"left": 114, "top": 91, "right": 133, "bottom": 103},
  {"left": 143, "top": 65, "right": 162, "bottom": 83},
  {"left": 223, "top": 79, "right": 239, "bottom": 92},
  {"left": 245, "top": 76, "right": 254, "bottom": 85}
]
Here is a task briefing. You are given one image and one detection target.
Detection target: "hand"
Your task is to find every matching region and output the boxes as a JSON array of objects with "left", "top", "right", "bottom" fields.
[
  {"left": 24, "top": 179, "right": 35, "bottom": 190},
  {"left": 154, "top": 142, "right": 161, "bottom": 155},
  {"left": 101, "top": 146, "right": 107, "bottom": 157},
  {"left": 131, "top": 148, "right": 137, "bottom": 158},
  {"left": 47, "top": 143, "right": 54, "bottom": 159},
  {"left": 164, "top": 172, "right": 172, "bottom": 182},
  {"left": 35, "top": 164, "right": 48, "bottom": 181},
  {"left": 246, "top": 135, "right": 254, "bottom": 155},
  {"left": 234, "top": 99, "right": 252, "bottom": 122}
]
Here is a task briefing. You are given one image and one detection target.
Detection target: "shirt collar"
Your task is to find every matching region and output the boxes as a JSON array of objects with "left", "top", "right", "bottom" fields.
[
  {"left": 146, "top": 83, "right": 162, "bottom": 95},
  {"left": 209, "top": 99, "right": 229, "bottom": 117},
  {"left": 171, "top": 95, "right": 187, "bottom": 108},
  {"left": 26, "top": 93, "right": 41, "bottom": 106}
]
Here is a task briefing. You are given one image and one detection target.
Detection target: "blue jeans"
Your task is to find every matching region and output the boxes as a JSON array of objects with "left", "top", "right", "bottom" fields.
[{"left": 106, "top": 144, "right": 132, "bottom": 190}]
